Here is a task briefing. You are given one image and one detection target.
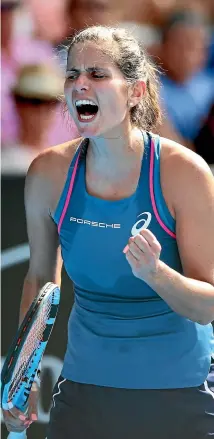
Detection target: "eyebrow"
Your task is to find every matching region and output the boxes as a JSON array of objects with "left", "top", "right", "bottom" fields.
[{"left": 66, "top": 67, "right": 109, "bottom": 73}]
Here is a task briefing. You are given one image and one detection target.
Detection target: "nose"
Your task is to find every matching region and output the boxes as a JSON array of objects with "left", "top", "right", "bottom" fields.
[{"left": 74, "top": 73, "right": 90, "bottom": 92}]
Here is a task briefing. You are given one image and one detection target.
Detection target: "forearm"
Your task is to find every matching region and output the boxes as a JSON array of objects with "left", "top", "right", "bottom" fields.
[
  {"left": 19, "top": 275, "right": 50, "bottom": 326},
  {"left": 19, "top": 275, "right": 47, "bottom": 386},
  {"left": 146, "top": 261, "right": 214, "bottom": 325},
  {"left": 19, "top": 255, "right": 62, "bottom": 326}
]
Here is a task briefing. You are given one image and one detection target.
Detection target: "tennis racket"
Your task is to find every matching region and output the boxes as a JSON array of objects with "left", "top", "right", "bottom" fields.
[{"left": 1, "top": 282, "right": 60, "bottom": 413}]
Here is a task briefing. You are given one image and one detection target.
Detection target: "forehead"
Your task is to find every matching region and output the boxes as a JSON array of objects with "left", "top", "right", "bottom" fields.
[{"left": 67, "top": 42, "right": 116, "bottom": 70}]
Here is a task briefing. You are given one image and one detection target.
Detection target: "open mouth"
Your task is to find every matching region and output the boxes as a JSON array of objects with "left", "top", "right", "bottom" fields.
[{"left": 75, "top": 99, "right": 99, "bottom": 122}]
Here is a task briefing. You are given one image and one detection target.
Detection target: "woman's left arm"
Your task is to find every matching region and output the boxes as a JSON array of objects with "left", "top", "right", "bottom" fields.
[{"left": 125, "top": 146, "right": 214, "bottom": 325}]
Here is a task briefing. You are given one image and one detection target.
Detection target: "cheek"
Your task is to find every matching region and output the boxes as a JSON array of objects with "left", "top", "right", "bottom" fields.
[
  {"left": 99, "top": 82, "right": 128, "bottom": 114},
  {"left": 113, "top": 79, "right": 128, "bottom": 101}
]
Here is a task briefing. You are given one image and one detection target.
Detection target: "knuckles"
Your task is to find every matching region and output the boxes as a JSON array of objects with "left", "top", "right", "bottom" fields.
[{"left": 128, "top": 234, "right": 161, "bottom": 255}]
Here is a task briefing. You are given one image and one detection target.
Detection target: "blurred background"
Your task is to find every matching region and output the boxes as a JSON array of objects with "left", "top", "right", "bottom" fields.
[{"left": 1, "top": 0, "right": 214, "bottom": 438}]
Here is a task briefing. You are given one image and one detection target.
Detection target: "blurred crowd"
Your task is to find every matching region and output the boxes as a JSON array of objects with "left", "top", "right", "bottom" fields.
[{"left": 1, "top": 0, "right": 214, "bottom": 175}]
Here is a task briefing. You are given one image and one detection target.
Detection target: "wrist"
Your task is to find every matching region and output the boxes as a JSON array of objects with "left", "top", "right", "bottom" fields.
[{"left": 143, "top": 260, "right": 167, "bottom": 287}]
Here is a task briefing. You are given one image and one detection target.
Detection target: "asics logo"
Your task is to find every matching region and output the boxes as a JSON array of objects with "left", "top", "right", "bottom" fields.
[{"left": 131, "top": 212, "right": 152, "bottom": 236}]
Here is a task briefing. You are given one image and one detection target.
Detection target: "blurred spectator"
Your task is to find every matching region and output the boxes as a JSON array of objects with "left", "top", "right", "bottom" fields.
[
  {"left": 207, "top": 33, "right": 214, "bottom": 69},
  {"left": 116, "top": 0, "right": 179, "bottom": 28},
  {"left": 64, "top": 0, "right": 179, "bottom": 49},
  {"left": 157, "top": 9, "right": 214, "bottom": 147},
  {"left": 206, "top": 0, "right": 214, "bottom": 70},
  {"left": 204, "top": 0, "right": 214, "bottom": 22},
  {"left": 28, "top": 0, "right": 67, "bottom": 46},
  {"left": 1, "top": 64, "right": 64, "bottom": 175},
  {"left": 194, "top": 103, "right": 214, "bottom": 174},
  {"left": 1, "top": 0, "right": 54, "bottom": 145},
  {"left": 1, "top": 0, "right": 78, "bottom": 147},
  {"left": 58, "top": 0, "right": 125, "bottom": 68},
  {"left": 66, "top": 0, "right": 115, "bottom": 33}
]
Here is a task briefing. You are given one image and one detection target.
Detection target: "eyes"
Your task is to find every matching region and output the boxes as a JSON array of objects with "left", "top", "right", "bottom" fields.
[{"left": 66, "top": 70, "right": 107, "bottom": 81}]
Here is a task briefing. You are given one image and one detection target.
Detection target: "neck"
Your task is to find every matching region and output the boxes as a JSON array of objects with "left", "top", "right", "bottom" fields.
[
  {"left": 19, "top": 123, "right": 47, "bottom": 150},
  {"left": 88, "top": 125, "right": 144, "bottom": 169}
]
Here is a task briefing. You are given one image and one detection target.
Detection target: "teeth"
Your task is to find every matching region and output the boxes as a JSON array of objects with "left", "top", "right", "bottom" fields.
[
  {"left": 75, "top": 99, "right": 97, "bottom": 107},
  {"left": 79, "top": 114, "right": 95, "bottom": 120}
]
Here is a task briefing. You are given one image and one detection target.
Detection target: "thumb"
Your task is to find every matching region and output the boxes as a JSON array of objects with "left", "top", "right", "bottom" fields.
[{"left": 27, "top": 382, "right": 39, "bottom": 422}]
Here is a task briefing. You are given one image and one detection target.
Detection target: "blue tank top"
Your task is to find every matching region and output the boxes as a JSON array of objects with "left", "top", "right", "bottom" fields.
[{"left": 53, "top": 131, "right": 213, "bottom": 389}]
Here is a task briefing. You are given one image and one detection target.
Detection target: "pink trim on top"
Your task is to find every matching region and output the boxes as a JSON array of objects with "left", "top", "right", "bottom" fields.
[
  {"left": 149, "top": 139, "right": 176, "bottom": 239},
  {"left": 58, "top": 150, "right": 81, "bottom": 234}
]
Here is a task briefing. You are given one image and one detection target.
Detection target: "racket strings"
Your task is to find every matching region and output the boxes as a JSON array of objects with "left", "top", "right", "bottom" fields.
[{"left": 8, "top": 298, "right": 52, "bottom": 401}]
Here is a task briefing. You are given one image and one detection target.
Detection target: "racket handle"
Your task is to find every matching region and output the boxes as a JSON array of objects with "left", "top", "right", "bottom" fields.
[{"left": 7, "top": 432, "right": 27, "bottom": 439}]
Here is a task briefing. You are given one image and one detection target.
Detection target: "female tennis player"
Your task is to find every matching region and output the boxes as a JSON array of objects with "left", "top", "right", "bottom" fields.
[{"left": 3, "top": 26, "right": 214, "bottom": 438}]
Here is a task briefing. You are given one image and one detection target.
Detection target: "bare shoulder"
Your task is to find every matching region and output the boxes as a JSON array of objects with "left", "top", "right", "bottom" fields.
[
  {"left": 27, "top": 137, "right": 82, "bottom": 177},
  {"left": 159, "top": 137, "right": 214, "bottom": 216},
  {"left": 25, "top": 137, "right": 83, "bottom": 215},
  {"left": 160, "top": 137, "right": 213, "bottom": 176}
]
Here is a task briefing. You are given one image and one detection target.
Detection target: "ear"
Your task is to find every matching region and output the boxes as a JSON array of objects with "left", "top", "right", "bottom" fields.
[{"left": 128, "top": 81, "right": 146, "bottom": 107}]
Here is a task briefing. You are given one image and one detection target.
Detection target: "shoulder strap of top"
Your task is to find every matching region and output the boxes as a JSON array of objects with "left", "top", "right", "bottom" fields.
[
  {"left": 149, "top": 133, "right": 176, "bottom": 238},
  {"left": 52, "top": 138, "right": 87, "bottom": 233}
]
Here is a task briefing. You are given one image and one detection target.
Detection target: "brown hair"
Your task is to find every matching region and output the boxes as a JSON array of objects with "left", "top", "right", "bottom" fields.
[{"left": 66, "top": 26, "right": 162, "bottom": 131}]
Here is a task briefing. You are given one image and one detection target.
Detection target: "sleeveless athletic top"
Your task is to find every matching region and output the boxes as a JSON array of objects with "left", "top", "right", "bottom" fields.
[{"left": 53, "top": 131, "right": 213, "bottom": 389}]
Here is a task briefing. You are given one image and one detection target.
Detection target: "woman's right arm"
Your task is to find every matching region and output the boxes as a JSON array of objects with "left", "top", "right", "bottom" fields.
[
  {"left": 19, "top": 155, "right": 63, "bottom": 325},
  {"left": 3, "top": 153, "right": 63, "bottom": 433}
]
